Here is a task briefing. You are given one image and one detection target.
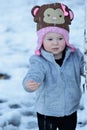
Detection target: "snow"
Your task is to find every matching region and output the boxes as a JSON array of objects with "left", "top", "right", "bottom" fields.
[{"left": 0, "top": 0, "right": 87, "bottom": 130}]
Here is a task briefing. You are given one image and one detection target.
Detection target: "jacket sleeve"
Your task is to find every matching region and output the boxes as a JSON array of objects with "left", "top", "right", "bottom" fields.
[{"left": 22, "top": 55, "right": 46, "bottom": 92}]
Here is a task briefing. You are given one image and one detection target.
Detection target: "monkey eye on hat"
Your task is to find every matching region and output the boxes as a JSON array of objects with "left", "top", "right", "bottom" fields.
[{"left": 31, "top": 3, "right": 75, "bottom": 55}]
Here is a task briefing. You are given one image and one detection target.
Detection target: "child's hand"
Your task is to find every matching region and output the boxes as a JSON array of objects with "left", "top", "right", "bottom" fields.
[{"left": 25, "top": 80, "right": 40, "bottom": 92}]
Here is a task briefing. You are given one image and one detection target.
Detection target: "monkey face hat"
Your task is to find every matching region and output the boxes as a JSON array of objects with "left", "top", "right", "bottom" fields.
[{"left": 31, "top": 3, "right": 75, "bottom": 55}]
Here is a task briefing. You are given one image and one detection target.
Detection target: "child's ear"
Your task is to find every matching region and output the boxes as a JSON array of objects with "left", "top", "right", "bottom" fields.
[{"left": 31, "top": 6, "right": 40, "bottom": 17}]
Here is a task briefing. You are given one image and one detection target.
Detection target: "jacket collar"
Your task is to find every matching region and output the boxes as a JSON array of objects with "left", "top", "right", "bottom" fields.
[
  {"left": 41, "top": 48, "right": 55, "bottom": 63},
  {"left": 41, "top": 47, "right": 73, "bottom": 64}
]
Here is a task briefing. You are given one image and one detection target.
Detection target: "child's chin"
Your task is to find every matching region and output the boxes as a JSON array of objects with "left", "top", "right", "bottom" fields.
[{"left": 52, "top": 51, "right": 59, "bottom": 55}]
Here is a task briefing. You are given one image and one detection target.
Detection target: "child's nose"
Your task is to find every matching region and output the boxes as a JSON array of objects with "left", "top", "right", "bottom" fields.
[{"left": 54, "top": 40, "right": 58, "bottom": 45}]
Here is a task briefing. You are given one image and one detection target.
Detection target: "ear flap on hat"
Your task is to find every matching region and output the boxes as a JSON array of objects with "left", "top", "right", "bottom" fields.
[{"left": 31, "top": 6, "right": 40, "bottom": 17}]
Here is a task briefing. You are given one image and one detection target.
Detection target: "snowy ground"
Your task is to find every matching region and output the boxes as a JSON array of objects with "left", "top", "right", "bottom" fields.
[{"left": 0, "top": 0, "right": 87, "bottom": 130}]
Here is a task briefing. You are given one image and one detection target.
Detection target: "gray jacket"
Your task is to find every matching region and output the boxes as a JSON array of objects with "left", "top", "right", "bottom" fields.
[{"left": 23, "top": 47, "right": 84, "bottom": 117}]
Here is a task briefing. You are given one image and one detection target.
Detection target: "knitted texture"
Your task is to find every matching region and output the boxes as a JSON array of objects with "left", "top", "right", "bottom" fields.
[{"left": 31, "top": 3, "right": 75, "bottom": 55}]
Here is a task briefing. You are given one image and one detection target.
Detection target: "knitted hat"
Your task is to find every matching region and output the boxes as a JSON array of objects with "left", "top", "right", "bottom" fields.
[{"left": 31, "top": 3, "right": 75, "bottom": 55}]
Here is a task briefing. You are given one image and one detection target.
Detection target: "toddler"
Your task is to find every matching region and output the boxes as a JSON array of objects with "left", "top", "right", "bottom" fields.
[{"left": 23, "top": 3, "right": 84, "bottom": 130}]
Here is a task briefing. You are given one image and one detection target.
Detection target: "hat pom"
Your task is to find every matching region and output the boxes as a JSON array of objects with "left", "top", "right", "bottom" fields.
[{"left": 35, "top": 50, "right": 41, "bottom": 55}]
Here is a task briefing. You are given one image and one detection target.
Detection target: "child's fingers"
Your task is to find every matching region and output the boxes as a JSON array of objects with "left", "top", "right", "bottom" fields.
[
  {"left": 26, "top": 80, "right": 40, "bottom": 91},
  {"left": 31, "top": 84, "right": 40, "bottom": 90},
  {"left": 29, "top": 83, "right": 40, "bottom": 91},
  {"left": 28, "top": 81, "right": 40, "bottom": 86}
]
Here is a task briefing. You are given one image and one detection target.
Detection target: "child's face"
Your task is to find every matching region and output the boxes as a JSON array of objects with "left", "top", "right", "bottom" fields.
[{"left": 43, "top": 32, "right": 66, "bottom": 55}]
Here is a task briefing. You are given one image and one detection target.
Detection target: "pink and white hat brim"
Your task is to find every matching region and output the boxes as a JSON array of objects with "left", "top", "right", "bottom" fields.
[{"left": 35, "top": 26, "right": 75, "bottom": 55}]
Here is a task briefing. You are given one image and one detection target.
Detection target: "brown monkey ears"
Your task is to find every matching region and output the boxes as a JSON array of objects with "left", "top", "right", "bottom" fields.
[{"left": 31, "top": 6, "right": 40, "bottom": 17}]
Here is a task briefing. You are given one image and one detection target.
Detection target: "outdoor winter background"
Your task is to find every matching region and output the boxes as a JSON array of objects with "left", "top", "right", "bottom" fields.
[{"left": 0, "top": 0, "right": 87, "bottom": 130}]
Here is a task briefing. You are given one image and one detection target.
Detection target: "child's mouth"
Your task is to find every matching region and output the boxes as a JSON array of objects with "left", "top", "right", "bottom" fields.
[{"left": 52, "top": 48, "right": 59, "bottom": 51}]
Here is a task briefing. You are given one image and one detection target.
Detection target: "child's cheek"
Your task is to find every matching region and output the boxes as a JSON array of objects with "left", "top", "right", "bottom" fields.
[{"left": 60, "top": 43, "right": 66, "bottom": 50}]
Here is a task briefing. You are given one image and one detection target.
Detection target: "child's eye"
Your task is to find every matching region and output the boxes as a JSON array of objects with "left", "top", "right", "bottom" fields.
[
  {"left": 48, "top": 38, "right": 53, "bottom": 41},
  {"left": 58, "top": 37, "right": 63, "bottom": 40}
]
